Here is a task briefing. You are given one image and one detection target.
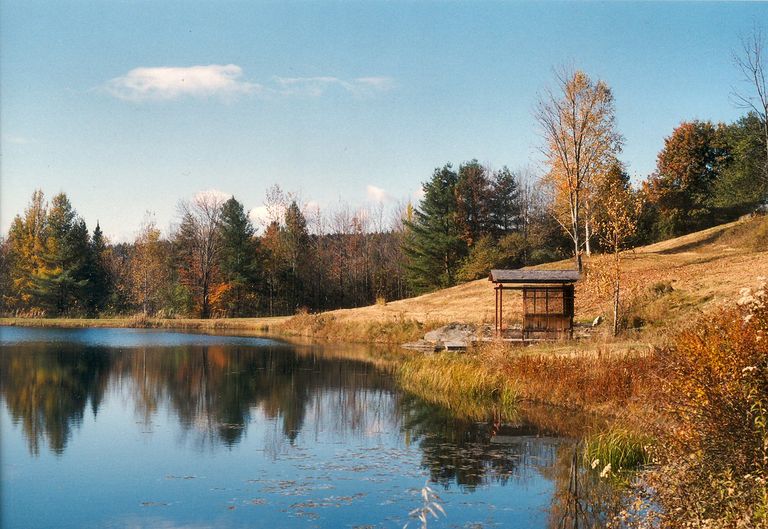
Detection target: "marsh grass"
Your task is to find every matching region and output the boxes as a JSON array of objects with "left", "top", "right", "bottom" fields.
[
  {"left": 398, "top": 353, "right": 519, "bottom": 418},
  {"left": 583, "top": 427, "right": 653, "bottom": 474},
  {"left": 279, "top": 311, "right": 440, "bottom": 344}
]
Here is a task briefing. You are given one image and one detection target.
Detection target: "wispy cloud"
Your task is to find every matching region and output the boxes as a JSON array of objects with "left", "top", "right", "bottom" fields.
[
  {"left": 192, "top": 188, "right": 232, "bottom": 203},
  {"left": 273, "top": 76, "right": 394, "bottom": 97},
  {"left": 104, "top": 65, "right": 395, "bottom": 102},
  {"left": 366, "top": 185, "right": 392, "bottom": 203},
  {"left": 105, "top": 64, "right": 260, "bottom": 102}
]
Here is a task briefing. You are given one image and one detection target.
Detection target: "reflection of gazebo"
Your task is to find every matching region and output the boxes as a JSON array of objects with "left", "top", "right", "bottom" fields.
[{"left": 489, "top": 269, "right": 580, "bottom": 340}]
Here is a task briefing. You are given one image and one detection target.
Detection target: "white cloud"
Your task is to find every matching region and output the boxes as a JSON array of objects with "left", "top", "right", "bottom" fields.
[
  {"left": 192, "top": 188, "right": 232, "bottom": 203},
  {"left": 104, "top": 65, "right": 393, "bottom": 102},
  {"left": 105, "top": 64, "right": 260, "bottom": 102},
  {"left": 273, "top": 76, "right": 394, "bottom": 97},
  {"left": 366, "top": 185, "right": 391, "bottom": 203}
]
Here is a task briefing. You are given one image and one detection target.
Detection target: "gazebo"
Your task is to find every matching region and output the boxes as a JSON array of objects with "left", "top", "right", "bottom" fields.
[{"left": 489, "top": 269, "right": 580, "bottom": 340}]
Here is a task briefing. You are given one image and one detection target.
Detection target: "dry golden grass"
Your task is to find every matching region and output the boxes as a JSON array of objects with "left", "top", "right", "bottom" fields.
[{"left": 283, "top": 215, "right": 768, "bottom": 340}]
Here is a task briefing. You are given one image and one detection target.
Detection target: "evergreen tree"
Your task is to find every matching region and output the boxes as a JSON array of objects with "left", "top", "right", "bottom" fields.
[
  {"left": 488, "top": 166, "right": 522, "bottom": 237},
  {"left": 403, "top": 164, "right": 467, "bottom": 293},
  {"left": 283, "top": 201, "right": 309, "bottom": 310},
  {"left": 31, "top": 193, "right": 90, "bottom": 315},
  {"left": 219, "top": 197, "right": 260, "bottom": 316},
  {"left": 455, "top": 160, "right": 491, "bottom": 246},
  {"left": 85, "top": 222, "right": 111, "bottom": 315}
]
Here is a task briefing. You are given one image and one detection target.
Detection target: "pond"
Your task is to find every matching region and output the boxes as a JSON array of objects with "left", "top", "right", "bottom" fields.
[{"left": 0, "top": 327, "right": 596, "bottom": 529}]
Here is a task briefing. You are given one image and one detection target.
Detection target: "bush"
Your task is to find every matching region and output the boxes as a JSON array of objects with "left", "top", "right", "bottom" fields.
[{"left": 651, "top": 280, "right": 768, "bottom": 528}]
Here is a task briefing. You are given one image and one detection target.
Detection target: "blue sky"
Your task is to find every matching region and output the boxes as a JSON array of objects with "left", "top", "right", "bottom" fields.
[{"left": 1, "top": 1, "right": 766, "bottom": 241}]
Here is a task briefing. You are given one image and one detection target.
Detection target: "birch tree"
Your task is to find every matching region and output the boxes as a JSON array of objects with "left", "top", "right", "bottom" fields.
[
  {"left": 536, "top": 69, "right": 622, "bottom": 271},
  {"left": 595, "top": 162, "right": 639, "bottom": 336}
]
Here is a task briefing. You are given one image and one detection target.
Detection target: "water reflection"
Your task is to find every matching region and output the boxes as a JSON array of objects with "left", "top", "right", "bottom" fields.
[
  {"left": 0, "top": 328, "right": 627, "bottom": 528},
  {"left": 0, "top": 338, "right": 395, "bottom": 455}
]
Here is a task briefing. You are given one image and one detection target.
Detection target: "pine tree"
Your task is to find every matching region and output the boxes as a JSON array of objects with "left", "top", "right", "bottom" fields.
[
  {"left": 488, "top": 166, "right": 522, "bottom": 237},
  {"left": 455, "top": 160, "right": 491, "bottom": 246},
  {"left": 31, "top": 193, "right": 90, "bottom": 315},
  {"left": 283, "top": 201, "right": 309, "bottom": 310},
  {"left": 403, "top": 164, "right": 467, "bottom": 293},
  {"left": 85, "top": 222, "right": 111, "bottom": 315},
  {"left": 219, "top": 197, "right": 260, "bottom": 316}
]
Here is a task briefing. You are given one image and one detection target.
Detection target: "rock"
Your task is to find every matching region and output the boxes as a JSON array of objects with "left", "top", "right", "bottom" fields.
[
  {"left": 592, "top": 316, "right": 603, "bottom": 327},
  {"left": 422, "top": 323, "right": 478, "bottom": 350}
]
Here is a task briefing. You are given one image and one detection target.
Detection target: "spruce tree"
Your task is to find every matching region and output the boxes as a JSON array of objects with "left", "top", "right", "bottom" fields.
[
  {"left": 455, "top": 160, "right": 491, "bottom": 246},
  {"left": 488, "top": 167, "right": 522, "bottom": 237},
  {"left": 220, "top": 197, "right": 260, "bottom": 316},
  {"left": 85, "top": 222, "right": 111, "bottom": 315},
  {"left": 403, "top": 164, "right": 466, "bottom": 293}
]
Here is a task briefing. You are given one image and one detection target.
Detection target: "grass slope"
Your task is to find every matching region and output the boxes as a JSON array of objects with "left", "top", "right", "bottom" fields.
[{"left": 282, "top": 215, "right": 768, "bottom": 340}]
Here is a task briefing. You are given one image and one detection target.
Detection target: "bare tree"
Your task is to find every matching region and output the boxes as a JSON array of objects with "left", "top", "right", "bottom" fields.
[
  {"left": 535, "top": 68, "right": 623, "bottom": 271},
  {"left": 175, "top": 193, "right": 225, "bottom": 318},
  {"left": 733, "top": 27, "right": 768, "bottom": 185}
]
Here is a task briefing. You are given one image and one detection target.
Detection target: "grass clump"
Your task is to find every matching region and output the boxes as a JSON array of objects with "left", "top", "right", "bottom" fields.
[
  {"left": 583, "top": 427, "right": 652, "bottom": 474},
  {"left": 278, "top": 311, "right": 430, "bottom": 343},
  {"left": 398, "top": 353, "right": 518, "bottom": 417}
]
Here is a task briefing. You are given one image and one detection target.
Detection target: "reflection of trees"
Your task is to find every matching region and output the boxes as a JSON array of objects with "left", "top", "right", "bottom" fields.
[
  {"left": 1, "top": 341, "right": 395, "bottom": 455},
  {"left": 544, "top": 446, "right": 627, "bottom": 529},
  {"left": 0, "top": 343, "right": 113, "bottom": 455},
  {"left": 400, "top": 394, "right": 562, "bottom": 491}
]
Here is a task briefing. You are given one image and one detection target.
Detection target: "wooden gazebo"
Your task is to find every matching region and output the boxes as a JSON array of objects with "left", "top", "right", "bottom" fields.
[{"left": 489, "top": 269, "right": 580, "bottom": 340}]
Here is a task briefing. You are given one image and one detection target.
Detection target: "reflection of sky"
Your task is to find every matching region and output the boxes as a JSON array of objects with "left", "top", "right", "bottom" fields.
[{"left": 1, "top": 328, "right": 558, "bottom": 528}]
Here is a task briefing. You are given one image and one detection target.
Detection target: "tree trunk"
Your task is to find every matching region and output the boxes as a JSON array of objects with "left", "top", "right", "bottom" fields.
[
  {"left": 585, "top": 216, "right": 592, "bottom": 256},
  {"left": 613, "top": 278, "right": 620, "bottom": 337}
]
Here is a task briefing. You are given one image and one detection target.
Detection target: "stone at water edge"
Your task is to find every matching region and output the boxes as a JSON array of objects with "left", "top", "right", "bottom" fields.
[{"left": 423, "top": 323, "right": 478, "bottom": 344}]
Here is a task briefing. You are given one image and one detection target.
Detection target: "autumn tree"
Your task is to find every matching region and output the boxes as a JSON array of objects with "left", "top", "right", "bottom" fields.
[
  {"left": 174, "top": 194, "right": 225, "bottom": 318},
  {"left": 643, "top": 120, "right": 728, "bottom": 238},
  {"left": 536, "top": 69, "right": 622, "bottom": 271},
  {"left": 594, "top": 161, "right": 639, "bottom": 336},
  {"left": 7, "top": 190, "right": 48, "bottom": 312},
  {"left": 130, "top": 214, "right": 167, "bottom": 315}
]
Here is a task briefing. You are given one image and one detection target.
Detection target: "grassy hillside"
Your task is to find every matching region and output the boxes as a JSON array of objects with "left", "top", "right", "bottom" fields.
[{"left": 280, "top": 215, "right": 768, "bottom": 341}]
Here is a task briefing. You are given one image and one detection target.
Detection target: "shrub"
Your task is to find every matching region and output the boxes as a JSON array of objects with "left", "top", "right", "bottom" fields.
[{"left": 650, "top": 279, "right": 768, "bottom": 528}]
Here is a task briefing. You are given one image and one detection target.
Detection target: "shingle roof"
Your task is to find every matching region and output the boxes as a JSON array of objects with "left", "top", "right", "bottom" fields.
[{"left": 489, "top": 269, "right": 580, "bottom": 284}]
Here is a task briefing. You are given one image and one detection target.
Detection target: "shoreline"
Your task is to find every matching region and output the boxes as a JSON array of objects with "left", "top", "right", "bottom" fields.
[{"left": 0, "top": 316, "right": 290, "bottom": 333}]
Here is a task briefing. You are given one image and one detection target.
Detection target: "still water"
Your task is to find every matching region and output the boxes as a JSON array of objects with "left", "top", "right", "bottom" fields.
[{"left": 1, "top": 327, "right": 574, "bottom": 529}]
